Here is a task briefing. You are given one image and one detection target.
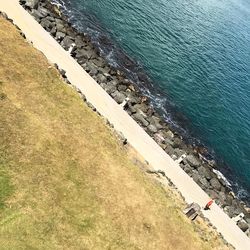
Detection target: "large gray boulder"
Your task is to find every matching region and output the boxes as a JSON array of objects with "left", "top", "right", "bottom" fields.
[
  {"left": 56, "top": 31, "right": 66, "bottom": 41},
  {"left": 84, "top": 48, "right": 97, "bottom": 60},
  {"left": 92, "top": 58, "right": 105, "bottom": 68},
  {"left": 56, "top": 23, "right": 66, "bottom": 33},
  {"left": 210, "top": 178, "right": 222, "bottom": 191},
  {"left": 127, "top": 104, "right": 137, "bottom": 114},
  {"left": 50, "top": 26, "right": 57, "bottom": 37},
  {"left": 75, "top": 49, "right": 87, "bottom": 59},
  {"left": 164, "top": 130, "right": 174, "bottom": 140},
  {"left": 197, "top": 166, "right": 212, "bottom": 180},
  {"left": 96, "top": 73, "right": 107, "bottom": 83},
  {"left": 164, "top": 138, "right": 174, "bottom": 147},
  {"left": 54, "top": 19, "right": 67, "bottom": 33},
  {"left": 186, "top": 155, "right": 200, "bottom": 168},
  {"left": 40, "top": 19, "right": 53, "bottom": 32},
  {"left": 127, "top": 93, "right": 140, "bottom": 105},
  {"left": 147, "top": 124, "right": 158, "bottom": 134},
  {"left": 173, "top": 148, "right": 186, "bottom": 158},
  {"left": 75, "top": 36, "right": 87, "bottom": 48},
  {"left": 172, "top": 137, "right": 182, "bottom": 148},
  {"left": 86, "top": 62, "right": 98, "bottom": 75},
  {"left": 134, "top": 103, "right": 149, "bottom": 114},
  {"left": 37, "top": 6, "right": 49, "bottom": 17},
  {"left": 112, "top": 92, "right": 126, "bottom": 104},
  {"left": 207, "top": 189, "right": 219, "bottom": 200},
  {"left": 117, "top": 84, "right": 127, "bottom": 92},
  {"left": 31, "top": 9, "right": 44, "bottom": 20},
  {"left": 183, "top": 164, "right": 192, "bottom": 174},
  {"left": 61, "top": 36, "right": 74, "bottom": 50},
  {"left": 191, "top": 171, "right": 200, "bottom": 183},
  {"left": 99, "top": 67, "right": 111, "bottom": 76},
  {"left": 224, "top": 206, "right": 235, "bottom": 218},
  {"left": 237, "top": 220, "right": 249, "bottom": 232},
  {"left": 105, "top": 84, "right": 117, "bottom": 94},
  {"left": 133, "top": 113, "right": 149, "bottom": 127},
  {"left": 217, "top": 191, "right": 227, "bottom": 204},
  {"left": 225, "top": 194, "right": 234, "bottom": 206},
  {"left": 24, "top": 0, "right": 39, "bottom": 9},
  {"left": 165, "top": 144, "right": 175, "bottom": 156},
  {"left": 75, "top": 48, "right": 95, "bottom": 60},
  {"left": 147, "top": 116, "right": 163, "bottom": 130},
  {"left": 198, "top": 177, "right": 210, "bottom": 190}
]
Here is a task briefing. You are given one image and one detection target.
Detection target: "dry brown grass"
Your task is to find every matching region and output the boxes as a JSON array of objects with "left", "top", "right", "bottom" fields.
[{"left": 0, "top": 17, "right": 229, "bottom": 250}]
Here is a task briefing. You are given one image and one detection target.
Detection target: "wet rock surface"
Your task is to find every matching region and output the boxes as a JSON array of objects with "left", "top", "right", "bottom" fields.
[{"left": 19, "top": 0, "right": 250, "bottom": 235}]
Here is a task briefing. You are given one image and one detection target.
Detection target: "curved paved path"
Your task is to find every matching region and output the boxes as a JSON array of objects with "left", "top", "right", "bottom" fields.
[{"left": 1, "top": 1, "right": 250, "bottom": 249}]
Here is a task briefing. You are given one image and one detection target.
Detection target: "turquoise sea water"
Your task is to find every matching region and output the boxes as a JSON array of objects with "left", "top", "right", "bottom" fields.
[{"left": 55, "top": 0, "right": 250, "bottom": 201}]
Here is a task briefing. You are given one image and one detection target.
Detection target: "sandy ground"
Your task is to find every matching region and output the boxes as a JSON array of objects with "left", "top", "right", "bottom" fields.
[{"left": 0, "top": 1, "right": 249, "bottom": 249}]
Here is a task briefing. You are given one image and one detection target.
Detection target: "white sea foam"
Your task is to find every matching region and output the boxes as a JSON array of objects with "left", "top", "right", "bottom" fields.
[{"left": 213, "top": 169, "right": 232, "bottom": 187}]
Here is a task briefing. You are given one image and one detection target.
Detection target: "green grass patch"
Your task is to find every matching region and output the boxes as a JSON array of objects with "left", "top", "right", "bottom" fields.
[{"left": 0, "top": 168, "right": 13, "bottom": 209}]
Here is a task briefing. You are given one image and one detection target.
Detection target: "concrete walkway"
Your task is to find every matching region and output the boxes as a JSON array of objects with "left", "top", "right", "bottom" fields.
[{"left": 1, "top": 1, "right": 249, "bottom": 249}]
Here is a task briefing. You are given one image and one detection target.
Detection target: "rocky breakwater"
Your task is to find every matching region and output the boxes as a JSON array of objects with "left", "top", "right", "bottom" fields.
[{"left": 20, "top": 0, "right": 250, "bottom": 235}]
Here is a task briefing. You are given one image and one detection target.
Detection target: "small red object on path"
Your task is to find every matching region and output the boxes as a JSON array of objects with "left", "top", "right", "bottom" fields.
[{"left": 204, "top": 200, "right": 213, "bottom": 210}]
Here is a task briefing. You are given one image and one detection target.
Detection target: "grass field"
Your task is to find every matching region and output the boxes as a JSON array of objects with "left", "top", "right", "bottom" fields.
[{"left": 0, "top": 16, "right": 229, "bottom": 249}]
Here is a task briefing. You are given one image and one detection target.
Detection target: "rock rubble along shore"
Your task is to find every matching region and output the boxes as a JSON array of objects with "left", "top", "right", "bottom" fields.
[{"left": 20, "top": 0, "right": 250, "bottom": 235}]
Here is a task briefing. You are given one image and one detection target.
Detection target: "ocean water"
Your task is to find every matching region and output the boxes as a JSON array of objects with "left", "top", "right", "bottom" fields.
[{"left": 54, "top": 0, "right": 250, "bottom": 201}]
